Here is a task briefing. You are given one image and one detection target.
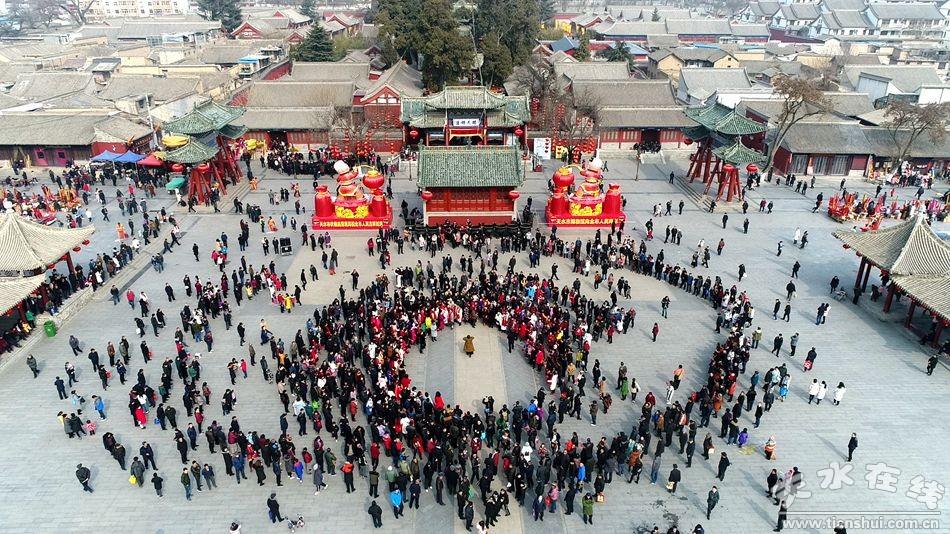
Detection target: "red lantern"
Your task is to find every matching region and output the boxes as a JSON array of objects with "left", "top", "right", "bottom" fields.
[
  {"left": 421, "top": 190, "right": 433, "bottom": 201},
  {"left": 683, "top": 138, "right": 693, "bottom": 146},
  {"left": 722, "top": 163, "right": 736, "bottom": 173},
  {"left": 170, "top": 163, "right": 184, "bottom": 173},
  {"left": 72, "top": 246, "right": 81, "bottom": 252},
  {"left": 508, "top": 190, "right": 521, "bottom": 200},
  {"left": 514, "top": 126, "right": 524, "bottom": 137},
  {"left": 362, "top": 170, "right": 385, "bottom": 191},
  {"left": 82, "top": 239, "right": 90, "bottom": 245},
  {"left": 746, "top": 163, "right": 759, "bottom": 173},
  {"left": 553, "top": 168, "right": 575, "bottom": 189},
  {"left": 196, "top": 163, "right": 210, "bottom": 173},
  {"left": 409, "top": 129, "right": 419, "bottom": 139}
]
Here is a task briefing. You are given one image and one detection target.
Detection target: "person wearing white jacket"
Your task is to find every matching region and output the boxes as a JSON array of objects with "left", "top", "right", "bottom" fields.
[
  {"left": 833, "top": 382, "right": 846, "bottom": 405},
  {"left": 815, "top": 381, "right": 828, "bottom": 405},
  {"left": 808, "top": 379, "right": 820, "bottom": 404}
]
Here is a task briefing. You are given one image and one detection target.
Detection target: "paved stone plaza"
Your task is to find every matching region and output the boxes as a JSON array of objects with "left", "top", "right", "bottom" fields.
[{"left": 0, "top": 155, "right": 946, "bottom": 534}]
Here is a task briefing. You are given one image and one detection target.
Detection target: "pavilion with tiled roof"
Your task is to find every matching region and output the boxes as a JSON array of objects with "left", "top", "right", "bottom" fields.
[
  {"left": 0, "top": 212, "right": 95, "bottom": 337},
  {"left": 0, "top": 212, "right": 94, "bottom": 276},
  {"left": 162, "top": 138, "right": 221, "bottom": 165},
  {"left": 683, "top": 102, "right": 766, "bottom": 201},
  {"left": 415, "top": 145, "right": 524, "bottom": 225},
  {"left": 402, "top": 87, "right": 529, "bottom": 226},
  {"left": 834, "top": 215, "right": 950, "bottom": 345},
  {"left": 161, "top": 100, "right": 247, "bottom": 203},
  {"left": 400, "top": 86, "right": 530, "bottom": 147}
]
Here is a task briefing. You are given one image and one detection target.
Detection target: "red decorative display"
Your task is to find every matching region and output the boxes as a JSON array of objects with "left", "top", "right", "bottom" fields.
[
  {"left": 545, "top": 158, "right": 626, "bottom": 228},
  {"left": 311, "top": 160, "right": 393, "bottom": 230}
]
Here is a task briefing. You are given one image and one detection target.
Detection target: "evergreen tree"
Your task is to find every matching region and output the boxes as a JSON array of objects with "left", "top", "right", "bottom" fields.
[
  {"left": 474, "top": 0, "right": 539, "bottom": 65},
  {"left": 197, "top": 0, "right": 243, "bottom": 34},
  {"left": 300, "top": 0, "right": 316, "bottom": 19},
  {"left": 376, "top": 0, "right": 424, "bottom": 66},
  {"left": 537, "top": 0, "right": 556, "bottom": 24},
  {"left": 418, "top": 0, "right": 473, "bottom": 89},
  {"left": 574, "top": 32, "right": 591, "bottom": 61},
  {"left": 292, "top": 24, "right": 336, "bottom": 62},
  {"left": 600, "top": 41, "right": 630, "bottom": 63},
  {"left": 479, "top": 32, "right": 513, "bottom": 87}
]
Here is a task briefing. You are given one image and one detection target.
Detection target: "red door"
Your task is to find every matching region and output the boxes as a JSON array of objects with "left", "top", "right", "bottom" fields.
[
  {"left": 54, "top": 149, "right": 69, "bottom": 167},
  {"left": 33, "top": 148, "right": 49, "bottom": 166}
]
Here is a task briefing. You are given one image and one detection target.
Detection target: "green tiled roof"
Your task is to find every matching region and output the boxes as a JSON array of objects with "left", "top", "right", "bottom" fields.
[
  {"left": 401, "top": 86, "right": 530, "bottom": 125},
  {"left": 712, "top": 139, "right": 766, "bottom": 164},
  {"left": 427, "top": 86, "right": 511, "bottom": 109},
  {"left": 163, "top": 137, "right": 220, "bottom": 164},
  {"left": 164, "top": 100, "right": 245, "bottom": 136},
  {"left": 487, "top": 109, "right": 522, "bottom": 127},
  {"left": 685, "top": 103, "right": 730, "bottom": 125},
  {"left": 683, "top": 125, "right": 711, "bottom": 140},
  {"left": 685, "top": 102, "right": 765, "bottom": 136},
  {"left": 417, "top": 146, "right": 524, "bottom": 188},
  {"left": 218, "top": 123, "right": 248, "bottom": 139},
  {"left": 712, "top": 111, "right": 767, "bottom": 135},
  {"left": 409, "top": 113, "right": 447, "bottom": 128}
]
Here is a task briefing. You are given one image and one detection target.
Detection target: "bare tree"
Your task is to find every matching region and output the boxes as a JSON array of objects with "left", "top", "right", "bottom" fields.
[
  {"left": 511, "top": 57, "right": 558, "bottom": 105},
  {"left": 764, "top": 75, "right": 830, "bottom": 178},
  {"left": 58, "top": 0, "right": 96, "bottom": 25},
  {"left": 883, "top": 101, "right": 950, "bottom": 169},
  {"left": 542, "top": 90, "right": 601, "bottom": 161},
  {"left": 328, "top": 105, "right": 384, "bottom": 158}
]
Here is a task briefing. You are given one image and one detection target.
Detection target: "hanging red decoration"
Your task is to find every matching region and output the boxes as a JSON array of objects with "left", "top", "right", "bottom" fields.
[
  {"left": 514, "top": 126, "right": 524, "bottom": 137},
  {"left": 409, "top": 129, "right": 419, "bottom": 139},
  {"left": 72, "top": 246, "right": 81, "bottom": 252},
  {"left": 746, "top": 163, "right": 759, "bottom": 173},
  {"left": 82, "top": 239, "right": 90, "bottom": 245},
  {"left": 722, "top": 163, "right": 737, "bottom": 173},
  {"left": 421, "top": 190, "right": 433, "bottom": 201},
  {"left": 508, "top": 190, "right": 521, "bottom": 200},
  {"left": 683, "top": 138, "right": 693, "bottom": 146},
  {"left": 170, "top": 163, "right": 184, "bottom": 173}
]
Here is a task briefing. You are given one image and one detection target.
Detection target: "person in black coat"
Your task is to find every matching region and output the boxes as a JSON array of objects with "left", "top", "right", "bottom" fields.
[
  {"left": 367, "top": 500, "right": 383, "bottom": 528},
  {"left": 668, "top": 464, "right": 682, "bottom": 493},
  {"left": 717, "top": 452, "right": 730, "bottom": 481},
  {"left": 267, "top": 493, "right": 284, "bottom": 523}
]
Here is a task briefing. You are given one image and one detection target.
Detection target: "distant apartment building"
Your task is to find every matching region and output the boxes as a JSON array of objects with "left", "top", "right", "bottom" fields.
[{"left": 89, "top": 0, "right": 190, "bottom": 18}]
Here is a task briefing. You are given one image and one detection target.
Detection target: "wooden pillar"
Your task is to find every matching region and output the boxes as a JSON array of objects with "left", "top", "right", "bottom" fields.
[
  {"left": 905, "top": 300, "right": 917, "bottom": 327},
  {"left": 861, "top": 262, "right": 872, "bottom": 291},
  {"left": 702, "top": 146, "right": 713, "bottom": 184},
  {"left": 883, "top": 283, "right": 896, "bottom": 313},
  {"left": 933, "top": 321, "right": 945, "bottom": 348},
  {"left": 64, "top": 251, "right": 74, "bottom": 273},
  {"left": 855, "top": 257, "right": 867, "bottom": 289}
]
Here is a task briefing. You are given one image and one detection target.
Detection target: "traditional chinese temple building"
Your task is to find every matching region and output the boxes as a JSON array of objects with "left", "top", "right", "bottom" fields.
[
  {"left": 834, "top": 215, "right": 950, "bottom": 347},
  {"left": 401, "top": 86, "right": 529, "bottom": 224},
  {"left": 161, "top": 100, "right": 247, "bottom": 204},
  {"left": 683, "top": 102, "right": 767, "bottom": 202}
]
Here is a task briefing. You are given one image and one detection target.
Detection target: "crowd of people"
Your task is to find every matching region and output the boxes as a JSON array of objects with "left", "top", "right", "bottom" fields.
[
  {"left": 32, "top": 153, "right": 947, "bottom": 534},
  {"left": 50, "top": 199, "right": 843, "bottom": 534}
]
